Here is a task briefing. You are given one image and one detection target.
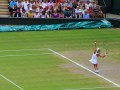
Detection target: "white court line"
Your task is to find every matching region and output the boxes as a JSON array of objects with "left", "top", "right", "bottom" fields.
[
  {"left": 0, "top": 74, "right": 24, "bottom": 90},
  {"left": 48, "top": 48, "right": 120, "bottom": 87},
  {"left": 0, "top": 53, "right": 53, "bottom": 58},
  {"left": 0, "top": 48, "right": 48, "bottom": 52},
  {"left": 0, "top": 52, "right": 53, "bottom": 89},
  {"left": 64, "top": 86, "right": 119, "bottom": 90}
]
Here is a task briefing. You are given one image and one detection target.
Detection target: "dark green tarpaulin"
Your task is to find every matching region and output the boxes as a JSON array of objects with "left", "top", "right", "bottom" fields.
[{"left": 0, "top": 20, "right": 112, "bottom": 32}]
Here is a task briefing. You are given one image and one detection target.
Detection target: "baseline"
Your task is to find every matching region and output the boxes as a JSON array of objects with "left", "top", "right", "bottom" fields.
[
  {"left": 64, "top": 86, "right": 119, "bottom": 90},
  {"left": 0, "top": 48, "right": 48, "bottom": 52},
  {"left": 0, "top": 53, "right": 53, "bottom": 58}
]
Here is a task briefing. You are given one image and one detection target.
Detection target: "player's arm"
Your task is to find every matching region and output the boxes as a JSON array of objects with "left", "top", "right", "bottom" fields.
[
  {"left": 97, "top": 54, "right": 106, "bottom": 58},
  {"left": 94, "top": 42, "right": 97, "bottom": 53}
]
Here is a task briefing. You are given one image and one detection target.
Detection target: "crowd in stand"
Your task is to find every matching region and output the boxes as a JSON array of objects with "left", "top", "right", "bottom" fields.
[{"left": 8, "top": 0, "right": 104, "bottom": 18}]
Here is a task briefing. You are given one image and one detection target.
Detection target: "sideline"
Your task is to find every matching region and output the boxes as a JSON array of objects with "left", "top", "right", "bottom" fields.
[
  {"left": 0, "top": 74, "right": 24, "bottom": 90},
  {"left": 48, "top": 48, "right": 120, "bottom": 87}
]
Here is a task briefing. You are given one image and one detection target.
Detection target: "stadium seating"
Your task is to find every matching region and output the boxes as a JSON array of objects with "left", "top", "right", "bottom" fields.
[{"left": 0, "top": 0, "right": 9, "bottom": 17}]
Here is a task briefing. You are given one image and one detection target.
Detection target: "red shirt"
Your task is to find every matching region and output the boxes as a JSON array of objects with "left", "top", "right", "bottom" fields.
[{"left": 58, "top": 0, "right": 62, "bottom": 3}]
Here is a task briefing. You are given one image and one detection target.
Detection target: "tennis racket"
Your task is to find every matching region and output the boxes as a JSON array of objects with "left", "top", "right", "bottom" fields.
[{"left": 103, "top": 41, "right": 108, "bottom": 55}]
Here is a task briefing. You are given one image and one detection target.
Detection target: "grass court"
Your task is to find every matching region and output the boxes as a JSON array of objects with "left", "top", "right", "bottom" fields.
[{"left": 0, "top": 28, "right": 120, "bottom": 90}]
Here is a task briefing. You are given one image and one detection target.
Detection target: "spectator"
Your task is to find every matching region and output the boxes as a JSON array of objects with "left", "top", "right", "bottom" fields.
[
  {"left": 85, "top": 0, "right": 92, "bottom": 10},
  {"left": 39, "top": 5, "right": 43, "bottom": 16},
  {"left": 60, "top": 0, "right": 67, "bottom": 12},
  {"left": 57, "top": 4, "right": 62, "bottom": 13},
  {"left": 66, "top": 0, "right": 73, "bottom": 11},
  {"left": 75, "top": 6, "right": 82, "bottom": 18},
  {"left": 77, "top": 0, "right": 84, "bottom": 9},
  {"left": 91, "top": 1, "right": 96, "bottom": 9},
  {"left": 12, "top": 5, "right": 18, "bottom": 16},
  {"left": 21, "top": 9, "right": 27, "bottom": 17},
  {"left": 93, "top": 5, "right": 104, "bottom": 18},
  {"left": 54, "top": 0, "right": 59, "bottom": 10},
  {"left": 19, "top": 4, "right": 23, "bottom": 14},
  {"left": 83, "top": 11, "right": 90, "bottom": 19},
  {"left": 9, "top": 0, "right": 17, "bottom": 8},
  {"left": 72, "top": 0, "right": 77, "bottom": 9},
  {"left": 27, "top": 8, "right": 34, "bottom": 18},
  {"left": 26, "top": 4, "right": 30, "bottom": 13},
  {"left": 46, "top": 11, "right": 51, "bottom": 18},
  {"left": 72, "top": 11, "right": 76, "bottom": 18},
  {"left": 32, "top": 4, "right": 36, "bottom": 13},
  {"left": 41, "top": 11, "right": 47, "bottom": 18},
  {"left": 17, "top": 0, "right": 23, "bottom": 8},
  {"left": 14, "top": 9, "right": 21, "bottom": 17},
  {"left": 59, "top": 11, "right": 64, "bottom": 18},
  {"left": 35, "top": 0, "right": 41, "bottom": 7},
  {"left": 48, "top": 0, "right": 54, "bottom": 9},
  {"left": 88, "top": 6, "right": 94, "bottom": 18},
  {"left": 22, "top": 0, "right": 29, "bottom": 11},
  {"left": 34, "top": 10, "right": 40, "bottom": 18},
  {"left": 88, "top": 6, "right": 93, "bottom": 14},
  {"left": 29, "top": 0, "right": 35, "bottom": 9},
  {"left": 58, "top": 0, "right": 62, "bottom": 3},
  {"left": 42, "top": 0, "right": 48, "bottom": 9},
  {"left": 81, "top": 5, "right": 87, "bottom": 15},
  {"left": 64, "top": 9, "right": 72, "bottom": 18},
  {"left": 9, "top": 0, "right": 17, "bottom": 16},
  {"left": 52, "top": 10, "right": 59, "bottom": 18}
]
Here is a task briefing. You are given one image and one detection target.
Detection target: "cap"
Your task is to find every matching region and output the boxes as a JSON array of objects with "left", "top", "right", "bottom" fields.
[{"left": 97, "top": 48, "right": 100, "bottom": 51}]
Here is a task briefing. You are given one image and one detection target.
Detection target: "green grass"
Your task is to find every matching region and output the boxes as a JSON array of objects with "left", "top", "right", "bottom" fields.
[{"left": 0, "top": 28, "right": 120, "bottom": 90}]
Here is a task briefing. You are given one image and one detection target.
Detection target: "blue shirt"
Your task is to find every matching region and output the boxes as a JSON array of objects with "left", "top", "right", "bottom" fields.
[
  {"left": 83, "top": 13, "right": 90, "bottom": 19},
  {"left": 9, "top": 1, "right": 17, "bottom": 8}
]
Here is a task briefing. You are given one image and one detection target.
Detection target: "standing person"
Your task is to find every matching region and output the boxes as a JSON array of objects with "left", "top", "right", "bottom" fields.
[{"left": 89, "top": 42, "right": 106, "bottom": 73}]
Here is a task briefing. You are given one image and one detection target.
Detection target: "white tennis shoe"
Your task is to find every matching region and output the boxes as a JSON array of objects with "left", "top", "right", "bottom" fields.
[{"left": 95, "top": 70, "right": 99, "bottom": 73}]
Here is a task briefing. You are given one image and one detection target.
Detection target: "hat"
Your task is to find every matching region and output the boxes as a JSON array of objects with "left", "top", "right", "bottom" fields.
[{"left": 97, "top": 48, "right": 100, "bottom": 51}]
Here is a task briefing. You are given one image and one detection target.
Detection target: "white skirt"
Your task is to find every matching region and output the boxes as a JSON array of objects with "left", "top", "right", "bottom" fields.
[{"left": 89, "top": 59, "right": 98, "bottom": 64}]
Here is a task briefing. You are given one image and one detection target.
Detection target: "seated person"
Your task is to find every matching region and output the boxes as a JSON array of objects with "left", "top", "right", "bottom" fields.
[
  {"left": 14, "top": 8, "right": 21, "bottom": 17},
  {"left": 21, "top": 9, "right": 27, "bottom": 17},
  {"left": 9, "top": 0, "right": 17, "bottom": 16},
  {"left": 83, "top": 10, "right": 90, "bottom": 19},
  {"left": 93, "top": 5, "right": 104, "bottom": 18},
  {"left": 75, "top": 6, "right": 82, "bottom": 18},
  {"left": 34, "top": 10, "right": 40, "bottom": 18},
  {"left": 59, "top": 11, "right": 64, "bottom": 18},
  {"left": 52, "top": 10, "right": 59, "bottom": 18},
  {"left": 27, "top": 8, "right": 34, "bottom": 18},
  {"left": 64, "top": 9, "right": 72, "bottom": 18},
  {"left": 12, "top": 5, "right": 18, "bottom": 17},
  {"left": 71, "top": 11, "right": 77, "bottom": 18}
]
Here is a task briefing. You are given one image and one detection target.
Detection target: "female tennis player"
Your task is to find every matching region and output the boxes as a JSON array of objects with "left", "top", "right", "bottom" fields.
[{"left": 89, "top": 42, "right": 106, "bottom": 73}]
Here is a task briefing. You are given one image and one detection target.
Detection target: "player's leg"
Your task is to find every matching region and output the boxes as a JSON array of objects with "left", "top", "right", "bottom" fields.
[{"left": 95, "top": 64, "right": 99, "bottom": 73}]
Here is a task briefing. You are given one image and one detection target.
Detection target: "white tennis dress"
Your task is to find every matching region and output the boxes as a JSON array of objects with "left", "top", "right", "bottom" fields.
[{"left": 89, "top": 53, "right": 98, "bottom": 64}]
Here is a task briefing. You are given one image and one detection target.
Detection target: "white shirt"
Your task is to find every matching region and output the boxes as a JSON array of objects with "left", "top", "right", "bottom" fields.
[
  {"left": 42, "top": 2, "right": 48, "bottom": 8},
  {"left": 75, "top": 9, "right": 81, "bottom": 14},
  {"left": 85, "top": 3, "right": 92, "bottom": 10},
  {"left": 22, "top": 1, "right": 29, "bottom": 11}
]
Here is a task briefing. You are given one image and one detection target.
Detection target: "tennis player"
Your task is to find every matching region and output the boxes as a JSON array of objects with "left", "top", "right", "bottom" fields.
[{"left": 89, "top": 42, "right": 106, "bottom": 73}]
